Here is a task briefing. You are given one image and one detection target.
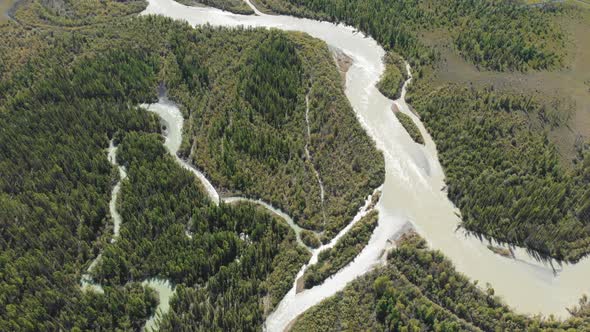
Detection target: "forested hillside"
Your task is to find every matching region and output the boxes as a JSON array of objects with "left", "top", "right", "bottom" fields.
[
  {"left": 0, "top": 5, "right": 379, "bottom": 328},
  {"left": 291, "top": 232, "right": 590, "bottom": 331}
]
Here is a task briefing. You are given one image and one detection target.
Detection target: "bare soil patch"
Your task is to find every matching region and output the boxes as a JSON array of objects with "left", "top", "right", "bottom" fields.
[{"left": 331, "top": 47, "right": 353, "bottom": 87}]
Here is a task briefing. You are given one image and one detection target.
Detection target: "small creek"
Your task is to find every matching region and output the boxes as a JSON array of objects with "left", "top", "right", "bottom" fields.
[
  {"left": 79, "top": 140, "right": 174, "bottom": 332},
  {"left": 141, "top": 93, "right": 391, "bottom": 332},
  {"left": 303, "top": 93, "right": 327, "bottom": 226}
]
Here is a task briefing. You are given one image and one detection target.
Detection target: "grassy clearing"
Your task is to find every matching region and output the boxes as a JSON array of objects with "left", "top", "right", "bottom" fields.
[
  {"left": 419, "top": 5, "right": 590, "bottom": 166},
  {"left": 407, "top": 4, "right": 590, "bottom": 261}
]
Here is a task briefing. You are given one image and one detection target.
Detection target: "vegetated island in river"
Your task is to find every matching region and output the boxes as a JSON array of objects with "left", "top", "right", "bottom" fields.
[
  {"left": 175, "top": 0, "right": 254, "bottom": 15},
  {"left": 301, "top": 210, "right": 379, "bottom": 290},
  {"left": 377, "top": 51, "right": 407, "bottom": 101}
]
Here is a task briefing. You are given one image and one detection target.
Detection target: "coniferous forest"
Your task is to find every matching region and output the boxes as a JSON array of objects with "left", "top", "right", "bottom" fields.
[
  {"left": 302, "top": 210, "right": 379, "bottom": 289},
  {"left": 291, "top": 233, "right": 590, "bottom": 331},
  {"left": 173, "top": 29, "right": 384, "bottom": 237},
  {"left": 0, "top": 1, "right": 383, "bottom": 329},
  {"left": 250, "top": 0, "right": 564, "bottom": 71},
  {"left": 3, "top": 0, "right": 590, "bottom": 331},
  {"left": 176, "top": 0, "right": 254, "bottom": 15}
]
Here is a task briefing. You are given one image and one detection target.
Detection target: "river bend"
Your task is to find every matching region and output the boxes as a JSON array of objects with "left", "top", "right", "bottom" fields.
[{"left": 139, "top": 0, "right": 590, "bottom": 328}]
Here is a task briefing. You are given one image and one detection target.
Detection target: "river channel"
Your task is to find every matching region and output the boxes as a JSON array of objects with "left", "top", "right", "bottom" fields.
[{"left": 140, "top": 0, "right": 590, "bottom": 329}]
